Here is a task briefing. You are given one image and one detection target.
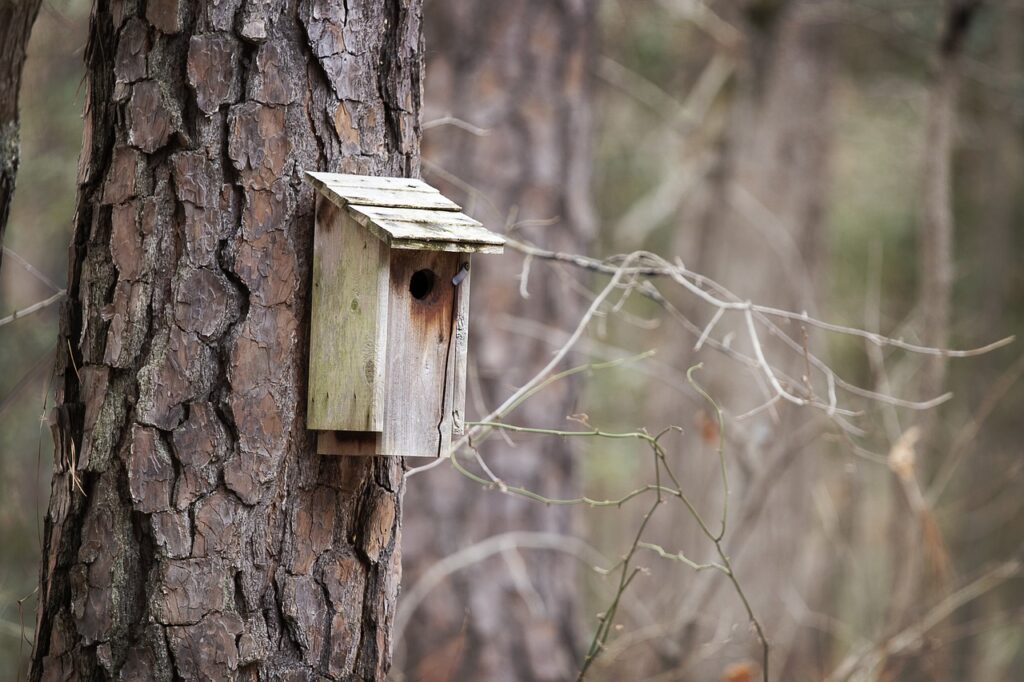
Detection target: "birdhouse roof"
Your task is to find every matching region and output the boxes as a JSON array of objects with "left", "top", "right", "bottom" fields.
[{"left": 305, "top": 172, "right": 505, "bottom": 254}]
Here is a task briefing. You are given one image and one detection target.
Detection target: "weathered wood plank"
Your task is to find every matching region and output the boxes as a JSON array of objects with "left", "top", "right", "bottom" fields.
[
  {"left": 306, "top": 171, "right": 442, "bottom": 194},
  {"left": 305, "top": 172, "right": 505, "bottom": 253},
  {"left": 353, "top": 204, "right": 482, "bottom": 226},
  {"left": 379, "top": 250, "right": 462, "bottom": 457},
  {"left": 305, "top": 171, "right": 500, "bottom": 456},
  {"left": 307, "top": 197, "right": 390, "bottom": 431},
  {"left": 450, "top": 257, "right": 471, "bottom": 436},
  {"left": 307, "top": 171, "right": 463, "bottom": 211},
  {"left": 322, "top": 185, "right": 462, "bottom": 211},
  {"left": 347, "top": 205, "right": 506, "bottom": 248},
  {"left": 390, "top": 240, "right": 504, "bottom": 254}
]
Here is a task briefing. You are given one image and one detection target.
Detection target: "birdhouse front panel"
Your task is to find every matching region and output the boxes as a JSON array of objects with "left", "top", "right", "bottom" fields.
[
  {"left": 380, "top": 249, "right": 467, "bottom": 457},
  {"left": 304, "top": 172, "right": 503, "bottom": 457}
]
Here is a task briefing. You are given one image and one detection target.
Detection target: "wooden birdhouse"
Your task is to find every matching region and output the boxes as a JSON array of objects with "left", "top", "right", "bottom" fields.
[{"left": 304, "top": 172, "right": 505, "bottom": 457}]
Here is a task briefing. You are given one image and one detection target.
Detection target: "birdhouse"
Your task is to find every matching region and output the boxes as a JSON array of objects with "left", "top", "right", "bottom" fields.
[{"left": 304, "top": 172, "right": 505, "bottom": 457}]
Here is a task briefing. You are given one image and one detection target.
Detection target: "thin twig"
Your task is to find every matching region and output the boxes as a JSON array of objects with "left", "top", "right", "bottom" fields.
[
  {"left": 505, "top": 239, "right": 1013, "bottom": 358},
  {"left": 0, "top": 291, "right": 67, "bottom": 328},
  {"left": 2, "top": 247, "right": 64, "bottom": 293},
  {"left": 825, "top": 561, "right": 1020, "bottom": 681},
  {"left": 422, "top": 114, "right": 491, "bottom": 136}
]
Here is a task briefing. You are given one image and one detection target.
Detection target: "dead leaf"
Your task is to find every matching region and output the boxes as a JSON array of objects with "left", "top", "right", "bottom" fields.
[
  {"left": 696, "top": 409, "right": 719, "bottom": 445},
  {"left": 721, "top": 661, "right": 754, "bottom": 682},
  {"left": 888, "top": 426, "right": 921, "bottom": 482}
]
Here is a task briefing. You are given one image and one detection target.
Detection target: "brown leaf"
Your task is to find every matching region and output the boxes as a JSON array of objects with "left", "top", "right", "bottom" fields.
[
  {"left": 696, "top": 409, "right": 719, "bottom": 445},
  {"left": 721, "top": 661, "right": 754, "bottom": 682}
]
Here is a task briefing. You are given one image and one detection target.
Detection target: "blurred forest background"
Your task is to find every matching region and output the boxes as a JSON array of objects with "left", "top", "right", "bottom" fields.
[{"left": 2, "top": 0, "right": 1023, "bottom": 680}]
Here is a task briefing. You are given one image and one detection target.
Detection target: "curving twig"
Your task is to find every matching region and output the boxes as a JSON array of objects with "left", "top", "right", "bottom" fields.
[{"left": 0, "top": 291, "right": 66, "bottom": 329}]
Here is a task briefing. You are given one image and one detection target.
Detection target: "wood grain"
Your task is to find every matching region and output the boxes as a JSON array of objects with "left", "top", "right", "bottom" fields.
[
  {"left": 307, "top": 171, "right": 443, "bottom": 194},
  {"left": 348, "top": 205, "right": 505, "bottom": 251},
  {"left": 307, "top": 196, "right": 389, "bottom": 431},
  {"left": 451, "top": 257, "right": 471, "bottom": 435},
  {"left": 307, "top": 175, "right": 496, "bottom": 454},
  {"left": 379, "top": 249, "right": 462, "bottom": 457},
  {"left": 306, "top": 172, "right": 461, "bottom": 211},
  {"left": 305, "top": 171, "right": 506, "bottom": 253}
]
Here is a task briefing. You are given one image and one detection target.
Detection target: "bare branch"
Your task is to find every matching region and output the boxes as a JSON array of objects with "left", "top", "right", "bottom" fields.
[
  {"left": 422, "top": 114, "right": 491, "bottom": 137},
  {"left": 0, "top": 291, "right": 66, "bottom": 328},
  {"left": 825, "top": 562, "right": 1020, "bottom": 681}
]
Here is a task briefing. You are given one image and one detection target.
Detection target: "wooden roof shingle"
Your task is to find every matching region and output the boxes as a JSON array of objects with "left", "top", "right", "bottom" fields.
[{"left": 306, "top": 171, "right": 505, "bottom": 254}]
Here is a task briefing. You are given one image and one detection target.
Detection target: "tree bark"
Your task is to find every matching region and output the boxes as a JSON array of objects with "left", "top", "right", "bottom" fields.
[
  {"left": 31, "top": 0, "right": 422, "bottom": 679},
  {"left": 0, "top": 0, "right": 44, "bottom": 273},
  {"left": 397, "top": 1, "right": 596, "bottom": 680}
]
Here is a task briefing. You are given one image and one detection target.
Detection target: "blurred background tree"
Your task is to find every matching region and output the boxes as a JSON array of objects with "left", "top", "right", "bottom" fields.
[
  {"left": 1, "top": 0, "right": 44, "bottom": 267},
  {"left": 2, "top": 0, "right": 1022, "bottom": 680},
  {"left": 399, "top": 1, "right": 595, "bottom": 681},
  {"left": 1, "top": 0, "right": 88, "bottom": 673}
]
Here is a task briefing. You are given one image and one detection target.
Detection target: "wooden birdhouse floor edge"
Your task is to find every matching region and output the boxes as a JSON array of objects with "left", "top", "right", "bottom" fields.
[{"left": 316, "top": 431, "right": 442, "bottom": 458}]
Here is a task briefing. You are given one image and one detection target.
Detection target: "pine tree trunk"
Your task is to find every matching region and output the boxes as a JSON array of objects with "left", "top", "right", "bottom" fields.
[
  {"left": 884, "top": 3, "right": 982, "bottom": 679},
  {"left": 0, "top": 0, "right": 44, "bottom": 272},
  {"left": 642, "top": 1, "right": 836, "bottom": 677},
  {"left": 31, "top": 0, "right": 422, "bottom": 679},
  {"left": 397, "top": 1, "right": 596, "bottom": 680}
]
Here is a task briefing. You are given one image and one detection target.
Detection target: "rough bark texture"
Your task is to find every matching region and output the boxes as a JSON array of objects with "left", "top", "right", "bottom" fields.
[
  {"left": 31, "top": 0, "right": 422, "bottom": 679},
  {"left": 397, "top": 1, "right": 596, "bottom": 680},
  {"left": 0, "top": 0, "right": 44, "bottom": 273}
]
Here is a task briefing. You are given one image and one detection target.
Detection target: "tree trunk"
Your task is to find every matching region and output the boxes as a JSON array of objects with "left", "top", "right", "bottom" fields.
[
  {"left": 641, "top": 1, "right": 836, "bottom": 678},
  {"left": 884, "top": 3, "right": 982, "bottom": 678},
  {"left": 918, "top": 0, "right": 981, "bottom": 402},
  {"left": 31, "top": 0, "right": 422, "bottom": 679},
  {"left": 397, "top": 1, "right": 596, "bottom": 680},
  {"left": 0, "top": 0, "right": 44, "bottom": 273},
  {"left": 969, "top": 5, "right": 1021, "bottom": 335},
  {"left": 953, "top": 12, "right": 1024, "bottom": 677}
]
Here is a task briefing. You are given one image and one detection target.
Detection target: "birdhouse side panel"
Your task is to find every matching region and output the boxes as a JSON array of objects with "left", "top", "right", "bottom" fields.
[
  {"left": 451, "top": 259, "right": 471, "bottom": 435},
  {"left": 380, "top": 250, "right": 466, "bottom": 457},
  {"left": 307, "top": 196, "right": 390, "bottom": 432}
]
